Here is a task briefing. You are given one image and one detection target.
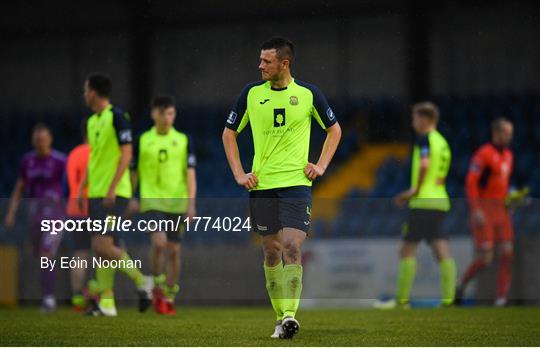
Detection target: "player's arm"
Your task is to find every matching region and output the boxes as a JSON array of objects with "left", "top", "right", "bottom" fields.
[
  {"left": 412, "top": 137, "right": 430, "bottom": 195},
  {"left": 186, "top": 136, "right": 197, "bottom": 218},
  {"left": 106, "top": 144, "right": 132, "bottom": 201},
  {"left": 223, "top": 128, "right": 257, "bottom": 190},
  {"left": 305, "top": 123, "right": 341, "bottom": 180},
  {"left": 394, "top": 135, "right": 430, "bottom": 207},
  {"left": 129, "top": 136, "right": 140, "bottom": 193},
  {"left": 76, "top": 167, "right": 88, "bottom": 209},
  {"left": 4, "top": 178, "right": 24, "bottom": 229},
  {"left": 130, "top": 169, "right": 138, "bottom": 193},
  {"left": 105, "top": 110, "right": 133, "bottom": 205},
  {"left": 466, "top": 149, "right": 486, "bottom": 226},
  {"left": 305, "top": 84, "right": 341, "bottom": 181},
  {"left": 222, "top": 85, "right": 257, "bottom": 190}
]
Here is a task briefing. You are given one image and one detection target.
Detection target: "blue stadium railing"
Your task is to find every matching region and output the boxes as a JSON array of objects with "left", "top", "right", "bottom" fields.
[{"left": 1, "top": 94, "right": 539, "bottom": 245}]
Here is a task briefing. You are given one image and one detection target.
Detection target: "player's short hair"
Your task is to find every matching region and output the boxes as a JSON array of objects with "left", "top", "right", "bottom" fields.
[
  {"left": 260, "top": 37, "right": 295, "bottom": 64},
  {"left": 151, "top": 95, "right": 176, "bottom": 110},
  {"left": 32, "top": 122, "right": 51, "bottom": 135},
  {"left": 86, "top": 73, "right": 112, "bottom": 98},
  {"left": 491, "top": 117, "right": 512, "bottom": 132},
  {"left": 412, "top": 101, "right": 440, "bottom": 123}
]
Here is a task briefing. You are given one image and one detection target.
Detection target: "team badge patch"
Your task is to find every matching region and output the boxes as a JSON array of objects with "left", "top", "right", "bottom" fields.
[
  {"left": 119, "top": 130, "right": 132, "bottom": 142},
  {"left": 227, "top": 111, "right": 237, "bottom": 124},
  {"left": 326, "top": 107, "right": 335, "bottom": 121},
  {"left": 290, "top": 96, "right": 299, "bottom": 105}
]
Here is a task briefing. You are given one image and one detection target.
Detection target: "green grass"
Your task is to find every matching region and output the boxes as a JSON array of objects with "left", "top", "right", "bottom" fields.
[{"left": 0, "top": 306, "right": 539, "bottom": 346}]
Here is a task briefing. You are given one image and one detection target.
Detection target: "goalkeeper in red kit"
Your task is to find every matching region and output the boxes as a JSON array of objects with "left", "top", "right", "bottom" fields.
[{"left": 457, "top": 117, "right": 515, "bottom": 306}]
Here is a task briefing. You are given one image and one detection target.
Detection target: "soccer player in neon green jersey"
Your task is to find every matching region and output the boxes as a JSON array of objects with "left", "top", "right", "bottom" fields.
[
  {"left": 223, "top": 37, "right": 342, "bottom": 339},
  {"left": 131, "top": 96, "right": 197, "bottom": 315},
  {"left": 375, "top": 102, "right": 456, "bottom": 309},
  {"left": 79, "top": 73, "right": 153, "bottom": 316}
]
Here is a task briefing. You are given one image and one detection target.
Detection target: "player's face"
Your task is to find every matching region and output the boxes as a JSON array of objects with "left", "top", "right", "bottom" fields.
[
  {"left": 32, "top": 129, "right": 53, "bottom": 153},
  {"left": 493, "top": 122, "right": 513, "bottom": 148},
  {"left": 151, "top": 106, "right": 176, "bottom": 129},
  {"left": 412, "top": 114, "right": 430, "bottom": 134},
  {"left": 259, "top": 49, "right": 287, "bottom": 81},
  {"left": 83, "top": 81, "right": 96, "bottom": 107}
]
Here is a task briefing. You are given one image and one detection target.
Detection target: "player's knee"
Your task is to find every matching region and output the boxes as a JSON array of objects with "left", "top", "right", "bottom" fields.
[
  {"left": 500, "top": 248, "right": 513, "bottom": 262},
  {"left": 92, "top": 242, "right": 107, "bottom": 257},
  {"left": 264, "top": 249, "right": 281, "bottom": 266},
  {"left": 479, "top": 251, "right": 494, "bottom": 266},
  {"left": 167, "top": 243, "right": 181, "bottom": 257},
  {"left": 399, "top": 244, "right": 416, "bottom": 258},
  {"left": 152, "top": 239, "right": 167, "bottom": 251},
  {"left": 40, "top": 251, "right": 53, "bottom": 259},
  {"left": 283, "top": 241, "right": 301, "bottom": 263},
  {"left": 499, "top": 242, "right": 513, "bottom": 255}
]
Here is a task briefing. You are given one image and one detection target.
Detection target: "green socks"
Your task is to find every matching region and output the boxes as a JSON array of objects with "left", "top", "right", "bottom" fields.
[
  {"left": 264, "top": 261, "right": 284, "bottom": 321},
  {"left": 164, "top": 284, "right": 180, "bottom": 302},
  {"left": 439, "top": 258, "right": 457, "bottom": 306},
  {"left": 396, "top": 257, "right": 416, "bottom": 305},
  {"left": 282, "top": 264, "right": 303, "bottom": 318},
  {"left": 263, "top": 262, "right": 303, "bottom": 319},
  {"left": 154, "top": 274, "right": 166, "bottom": 288},
  {"left": 119, "top": 252, "right": 145, "bottom": 287},
  {"left": 96, "top": 266, "right": 115, "bottom": 298},
  {"left": 95, "top": 253, "right": 145, "bottom": 296},
  {"left": 395, "top": 257, "right": 456, "bottom": 306}
]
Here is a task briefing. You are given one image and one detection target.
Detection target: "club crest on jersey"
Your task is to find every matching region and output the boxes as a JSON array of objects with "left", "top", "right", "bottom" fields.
[
  {"left": 227, "top": 111, "right": 237, "bottom": 124},
  {"left": 289, "top": 96, "right": 299, "bottom": 105},
  {"left": 326, "top": 107, "right": 335, "bottom": 121}
]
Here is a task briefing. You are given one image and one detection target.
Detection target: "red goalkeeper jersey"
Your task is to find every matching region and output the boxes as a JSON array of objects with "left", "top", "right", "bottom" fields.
[{"left": 466, "top": 143, "right": 513, "bottom": 209}]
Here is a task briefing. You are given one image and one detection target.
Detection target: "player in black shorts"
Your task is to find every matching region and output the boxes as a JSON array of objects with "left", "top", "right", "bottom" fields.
[{"left": 223, "top": 38, "right": 341, "bottom": 339}]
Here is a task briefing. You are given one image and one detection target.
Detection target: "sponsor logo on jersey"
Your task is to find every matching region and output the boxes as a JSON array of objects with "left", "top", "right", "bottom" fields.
[{"left": 273, "top": 108, "right": 286, "bottom": 127}]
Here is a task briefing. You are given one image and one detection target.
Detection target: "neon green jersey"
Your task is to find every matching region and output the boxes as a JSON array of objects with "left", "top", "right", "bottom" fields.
[
  {"left": 225, "top": 79, "right": 337, "bottom": 190},
  {"left": 87, "top": 104, "right": 132, "bottom": 198},
  {"left": 135, "top": 127, "right": 196, "bottom": 214},
  {"left": 409, "top": 129, "right": 451, "bottom": 211}
]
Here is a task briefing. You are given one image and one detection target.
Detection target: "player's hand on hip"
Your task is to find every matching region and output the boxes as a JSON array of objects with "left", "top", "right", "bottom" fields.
[
  {"left": 393, "top": 189, "right": 414, "bottom": 208},
  {"left": 304, "top": 163, "right": 325, "bottom": 181},
  {"left": 236, "top": 172, "right": 258, "bottom": 190},
  {"left": 472, "top": 209, "right": 486, "bottom": 228}
]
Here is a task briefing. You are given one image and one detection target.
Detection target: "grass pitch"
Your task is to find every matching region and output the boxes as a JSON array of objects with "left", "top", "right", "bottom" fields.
[{"left": 0, "top": 306, "right": 538, "bottom": 346}]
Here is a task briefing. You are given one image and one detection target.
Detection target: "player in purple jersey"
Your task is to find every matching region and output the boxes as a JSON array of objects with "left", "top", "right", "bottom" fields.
[{"left": 4, "top": 123, "right": 67, "bottom": 312}]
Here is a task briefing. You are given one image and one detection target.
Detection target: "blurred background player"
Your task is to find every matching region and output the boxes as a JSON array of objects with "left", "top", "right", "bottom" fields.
[
  {"left": 131, "top": 96, "right": 197, "bottom": 315},
  {"left": 375, "top": 102, "right": 456, "bottom": 308},
  {"left": 457, "top": 117, "right": 514, "bottom": 307},
  {"left": 222, "top": 37, "right": 341, "bottom": 339},
  {"left": 65, "top": 119, "right": 91, "bottom": 311},
  {"left": 4, "top": 123, "right": 66, "bottom": 312},
  {"left": 79, "top": 73, "right": 153, "bottom": 316}
]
